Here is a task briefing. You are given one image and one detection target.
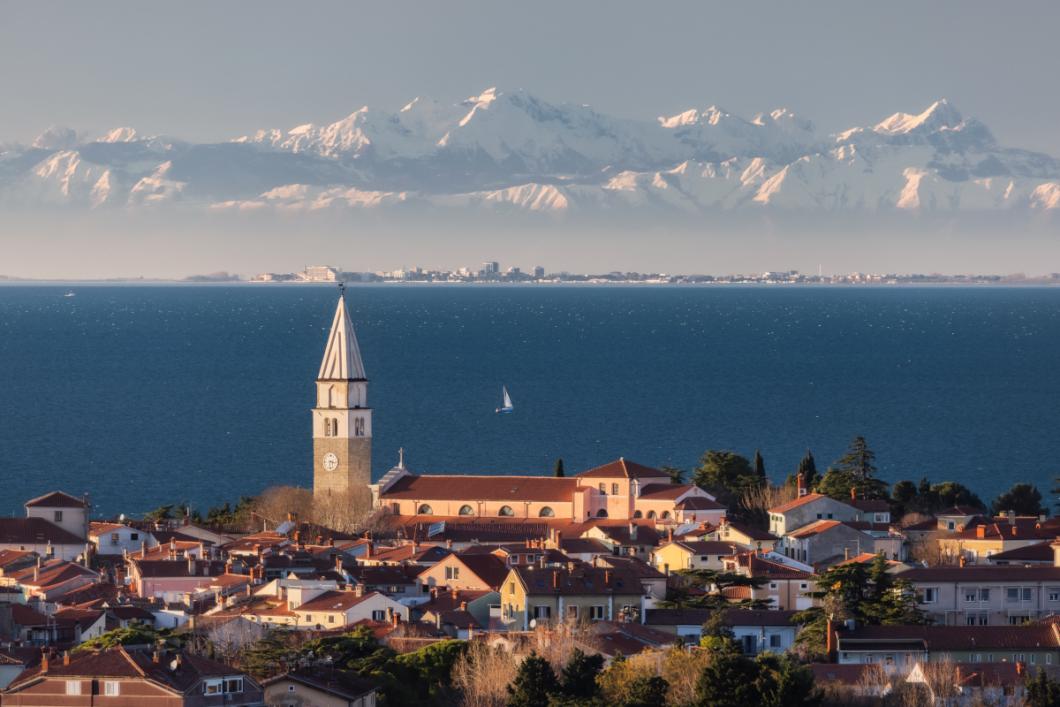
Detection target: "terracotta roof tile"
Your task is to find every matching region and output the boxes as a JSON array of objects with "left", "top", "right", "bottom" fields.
[
  {"left": 577, "top": 459, "right": 670, "bottom": 480},
  {"left": 768, "top": 493, "right": 830, "bottom": 514},
  {"left": 24, "top": 491, "right": 87, "bottom": 508},
  {"left": 383, "top": 474, "right": 578, "bottom": 502},
  {"left": 0, "top": 518, "right": 86, "bottom": 545}
]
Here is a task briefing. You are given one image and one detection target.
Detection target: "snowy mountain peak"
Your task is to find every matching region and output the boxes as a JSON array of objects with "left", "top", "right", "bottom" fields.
[
  {"left": 874, "top": 98, "right": 962, "bottom": 135},
  {"left": 97, "top": 127, "right": 139, "bottom": 143},
  {"left": 32, "top": 126, "right": 78, "bottom": 150}
]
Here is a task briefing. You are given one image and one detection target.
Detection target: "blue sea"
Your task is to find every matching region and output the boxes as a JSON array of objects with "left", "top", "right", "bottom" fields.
[{"left": 0, "top": 284, "right": 1057, "bottom": 517}]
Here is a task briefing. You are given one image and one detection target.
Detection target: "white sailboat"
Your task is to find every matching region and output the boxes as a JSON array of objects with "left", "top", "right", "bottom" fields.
[{"left": 496, "top": 386, "right": 514, "bottom": 414}]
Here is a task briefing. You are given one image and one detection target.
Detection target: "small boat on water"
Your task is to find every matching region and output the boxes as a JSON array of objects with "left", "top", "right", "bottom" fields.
[
  {"left": 63, "top": 291, "right": 76, "bottom": 298},
  {"left": 496, "top": 386, "right": 514, "bottom": 414}
]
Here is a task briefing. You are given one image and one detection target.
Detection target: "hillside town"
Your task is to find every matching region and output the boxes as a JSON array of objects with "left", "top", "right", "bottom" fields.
[{"left": 2, "top": 294, "right": 1059, "bottom": 706}]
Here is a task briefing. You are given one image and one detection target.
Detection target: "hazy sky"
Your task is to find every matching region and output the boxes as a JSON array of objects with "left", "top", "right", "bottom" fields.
[
  {"left": 2, "top": 0, "right": 1060, "bottom": 153},
  {"left": 2, "top": 1, "right": 1059, "bottom": 279}
]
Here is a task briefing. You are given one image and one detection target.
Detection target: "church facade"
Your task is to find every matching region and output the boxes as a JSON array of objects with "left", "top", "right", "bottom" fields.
[{"left": 312, "top": 294, "right": 725, "bottom": 526}]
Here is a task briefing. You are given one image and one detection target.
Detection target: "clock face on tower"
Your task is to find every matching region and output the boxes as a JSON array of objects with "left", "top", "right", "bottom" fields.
[{"left": 322, "top": 452, "right": 339, "bottom": 471}]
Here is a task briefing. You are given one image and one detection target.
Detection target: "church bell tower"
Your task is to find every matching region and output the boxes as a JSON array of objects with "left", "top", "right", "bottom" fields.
[{"left": 313, "top": 290, "right": 372, "bottom": 497}]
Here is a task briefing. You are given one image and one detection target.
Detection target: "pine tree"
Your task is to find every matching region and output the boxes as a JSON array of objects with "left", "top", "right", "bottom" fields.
[
  {"left": 507, "top": 651, "right": 558, "bottom": 707},
  {"left": 1026, "top": 668, "right": 1060, "bottom": 707},
  {"left": 557, "top": 649, "right": 604, "bottom": 699},
  {"left": 554, "top": 459, "right": 565, "bottom": 478},
  {"left": 833, "top": 436, "right": 876, "bottom": 479}
]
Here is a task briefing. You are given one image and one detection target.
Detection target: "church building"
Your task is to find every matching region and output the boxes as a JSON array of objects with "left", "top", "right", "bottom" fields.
[{"left": 311, "top": 293, "right": 724, "bottom": 526}]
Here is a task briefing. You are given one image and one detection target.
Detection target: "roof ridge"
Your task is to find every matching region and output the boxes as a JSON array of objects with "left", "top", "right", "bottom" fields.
[{"left": 118, "top": 646, "right": 149, "bottom": 678}]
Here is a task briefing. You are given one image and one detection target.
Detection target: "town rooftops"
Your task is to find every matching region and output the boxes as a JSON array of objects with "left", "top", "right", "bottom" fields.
[
  {"left": 577, "top": 458, "right": 669, "bottom": 480},
  {"left": 728, "top": 552, "right": 812, "bottom": 580},
  {"left": 130, "top": 559, "right": 227, "bottom": 578},
  {"left": 24, "top": 491, "right": 88, "bottom": 508},
  {"left": 382, "top": 474, "right": 579, "bottom": 502},
  {"left": 7, "top": 559, "right": 98, "bottom": 588},
  {"left": 0, "top": 517, "right": 87, "bottom": 546},
  {"left": 899, "top": 565, "right": 1060, "bottom": 582},
  {"left": 367, "top": 544, "right": 451, "bottom": 565},
  {"left": 767, "top": 492, "right": 830, "bottom": 514}
]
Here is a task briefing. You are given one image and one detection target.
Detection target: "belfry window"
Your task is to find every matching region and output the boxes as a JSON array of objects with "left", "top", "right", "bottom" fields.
[
  {"left": 354, "top": 418, "right": 365, "bottom": 437},
  {"left": 323, "top": 419, "right": 332, "bottom": 437}
]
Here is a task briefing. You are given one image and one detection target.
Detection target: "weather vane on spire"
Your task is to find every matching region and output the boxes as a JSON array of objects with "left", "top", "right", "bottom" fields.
[{"left": 338, "top": 281, "right": 346, "bottom": 298}]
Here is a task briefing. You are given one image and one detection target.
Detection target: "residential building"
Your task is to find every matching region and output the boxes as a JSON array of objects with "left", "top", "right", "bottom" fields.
[
  {"left": 0, "top": 518, "right": 88, "bottom": 562},
  {"left": 936, "top": 514, "right": 1060, "bottom": 564},
  {"left": 23, "top": 491, "right": 90, "bottom": 540},
  {"left": 708, "top": 520, "right": 779, "bottom": 552},
  {"left": 768, "top": 493, "right": 860, "bottom": 537},
  {"left": 652, "top": 540, "right": 740, "bottom": 573},
  {"left": 899, "top": 566, "right": 1060, "bottom": 625},
  {"left": 722, "top": 551, "right": 815, "bottom": 611},
  {"left": 832, "top": 624, "right": 1060, "bottom": 670},
  {"left": 499, "top": 565, "right": 646, "bottom": 630},
  {"left": 89, "top": 522, "right": 157, "bottom": 556},
  {"left": 645, "top": 608, "right": 798, "bottom": 651},
  {"left": 781, "top": 520, "right": 876, "bottom": 567}
]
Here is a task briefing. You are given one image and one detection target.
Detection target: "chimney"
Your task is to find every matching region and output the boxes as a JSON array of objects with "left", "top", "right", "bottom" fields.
[
  {"left": 140, "top": 540, "right": 146, "bottom": 556},
  {"left": 604, "top": 570, "right": 611, "bottom": 585},
  {"left": 629, "top": 522, "right": 638, "bottom": 541},
  {"left": 198, "top": 542, "right": 205, "bottom": 558},
  {"left": 335, "top": 555, "right": 343, "bottom": 572},
  {"left": 62, "top": 651, "right": 70, "bottom": 666},
  {"left": 552, "top": 571, "right": 559, "bottom": 589},
  {"left": 1007, "top": 510, "right": 1016, "bottom": 525},
  {"left": 187, "top": 557, "right": 196, "bottom": 575},
  {"left": 959, "top": 555, "right": 967, "bottom": 568},
  {"left": 976, "top": 525, "right": 987, "bottom": 539},
  {"left": 1017, "top": 661, "right": 1025, "bottom": 676},
  {"left": 825, "top": 619, "right": 836, "bottom": 662},
  {"left": 537, "top": 555, "right": 546, "bottom": 569},
  {"left": 1012, "top": 525, "right": 1019, "bottom": 537},
  {"left": 152, "top": 650, "right": 161, "bottom": 664},
  {"left": 797, "top": 472, "right": 805, "bottom": 497},
  {"left": 446, "top": 539, "right": 453, "bottom": 550},
  {"left": 850, "top": 487, "right": 857, "bottom": 502},
  {"left": 354, "top": 583, "right": 364, "bottom": 597},
  {"left": 40, "top": 650, "right": 48, "bottom": 673},
  {"left": 392, "top": 610, "right": 400, "bottom": 627},
  {"left": 667, "top": 528, "right": 674, "bottom": 543}
]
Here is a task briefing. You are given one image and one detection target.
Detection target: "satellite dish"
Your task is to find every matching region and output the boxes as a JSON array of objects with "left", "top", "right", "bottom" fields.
[{"left": 529, "top": 619, "right": 538, "bottom": 629}]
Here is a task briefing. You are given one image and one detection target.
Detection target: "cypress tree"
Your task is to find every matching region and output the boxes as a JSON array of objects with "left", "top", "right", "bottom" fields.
[
  {"left": 554, "top": 459, "right": 565, "bottom": 478},
  {"left": 754, "top": 449, "right": 766, "bottom": 479}
]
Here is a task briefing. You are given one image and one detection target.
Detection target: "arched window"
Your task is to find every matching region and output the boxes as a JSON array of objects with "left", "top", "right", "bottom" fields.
[
  {"left": 354, "top": 418, "right": 365, "bottom": 437},
  {"left": 633, "top": 510, "right": 643, "bottom": 519},
  {"left": 661, "top": 511, "right": 671, "bottom": 520},
  {"left": 458, "top": 505, "right": 474, "bottom": 516},
  {"left": 596, "top": 509, "right": 608, "bottom": 518},
  {"left": 417, "top": 504, "right": 433, "bottom": 515},
  {"left": 323, "top": 418, "right": 332, "bottom": 437},
  {"left": 647, "top": 510, "right": 657, "bottom": 519},
  {"left": 538, "top": 506, "right": 555, "bottom": 518},
  {"left": 498, "top": 506, "right": 514, "bottom": 517}
]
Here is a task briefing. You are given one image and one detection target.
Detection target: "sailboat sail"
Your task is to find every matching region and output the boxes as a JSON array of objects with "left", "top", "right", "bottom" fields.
[{"left": 497, "top": 386, "right": 514, "bottom": 413}]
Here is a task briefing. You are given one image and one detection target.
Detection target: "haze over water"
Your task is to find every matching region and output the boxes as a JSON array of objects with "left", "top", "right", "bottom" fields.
[{"left": 0, "top": 284, "right": 1056, "bottom": 517}]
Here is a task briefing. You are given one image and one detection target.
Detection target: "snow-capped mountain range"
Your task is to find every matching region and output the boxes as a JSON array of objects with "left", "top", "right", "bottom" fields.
[{"left": 3, "top": 88, "right": 1059, "bottom": 214}]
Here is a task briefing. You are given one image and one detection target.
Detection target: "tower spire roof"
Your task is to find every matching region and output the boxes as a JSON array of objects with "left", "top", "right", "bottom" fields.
[{"left": 318, "top": 292, "right": 366, "bottom": 380}]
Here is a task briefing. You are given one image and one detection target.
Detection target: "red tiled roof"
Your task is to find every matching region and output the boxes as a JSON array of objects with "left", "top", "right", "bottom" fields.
[
  {"left": 718, "top": 521, "right": 777, "bottom": 542},
  {"left": 382, "top": 474, "right": 579, "bottom": 502},
  {"left": 768, "top": 493, "right": 829, "bottom": 514},
  {"left": 453, "top": 554, "right": 510, "bottom": 589},
  {"left": 8, "top": 559, "right": 98, "bottom": 588},
  {"left": 677, "top": 496, "right": 726, "bottom": 511},
  {"left": 594, "top": 555, "right": 666, "bottom": 579},
  {"left": 729, "top": 552, "right": 812, "bottom": 580},
  {"left": 788, "top": 519, "right": 844, "bottom": 538},
  {"left": 262, "top": 669, "right": 377, "bottom": 701},
  {"left": 0, "top": 518, "right": 86, "bottom": 545},
  {"left": 809, "top": 663, "right": 880, "bottom": 685},
  {"left": 899, "top": 566, "right": 1060, "bottom": 582},
  {"left": 24, "top": 491, "right": 87, "bottom": 508},
  {"left": 637, "top": 483, "right": 693, "bottom": 500},
  {"left": 851, "top": 499, "right": 891, "bottom": 513},
  {"left": 513, "top": 565, "right": 645, "bottom": 597},
  {"left": 577, "top": 459, "right": 670, "bottom": 480},
  {"left": 988, "top": 542, "right": 1054, "bottom": 563},
  {"left": 837, "top": 624, "right": 1060, "bottom": 651},
  {"left": 297, "top": 590, "right": 379, "bottom": 613}
]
